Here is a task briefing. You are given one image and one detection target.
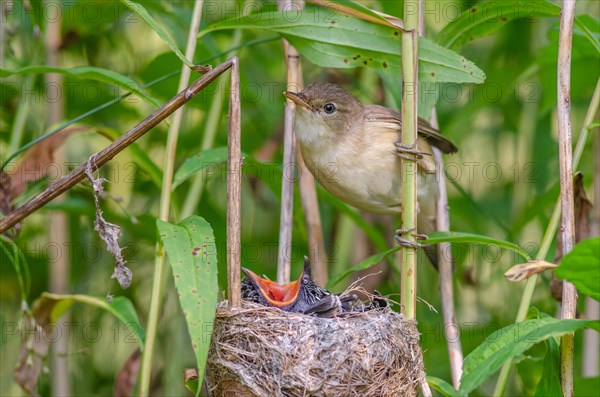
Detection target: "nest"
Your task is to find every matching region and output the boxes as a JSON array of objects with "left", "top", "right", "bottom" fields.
[{"left": 205, "top": 301, "right": 424, "bottom": 397}]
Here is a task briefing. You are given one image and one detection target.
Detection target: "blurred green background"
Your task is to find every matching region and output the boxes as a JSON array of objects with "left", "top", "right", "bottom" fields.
[{"left": 1, "top": 0, "right": 598, "bottom": 395}]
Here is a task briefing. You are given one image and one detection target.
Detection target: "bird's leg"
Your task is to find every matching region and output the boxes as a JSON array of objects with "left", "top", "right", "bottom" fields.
[
  {"left": 395, "top": 142, "right": 431, "bottom": 161},
  {"left": 395, "top": 228, "right": 429, "bottom": 248}
]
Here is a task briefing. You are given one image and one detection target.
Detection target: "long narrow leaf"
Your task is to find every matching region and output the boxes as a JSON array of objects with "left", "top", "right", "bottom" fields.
[
  {"left": 98, "top": 127, "right": 163, "bottom": 188},
  {"left": 120, "top": 0, "right": 194, "bottom": 68},
  {"left": 459, "top": 317, "right": 600, "bottom": 394},
  {"left": 574, "top": 15, "right": 600, "bottom": 55},
  {"left": 172, "top": 147, "right": 230, "bottom": 190},
  {"left": 426, "top": 231, "right": 532, "bottom": 261},
  {"left": 427, "top": 376, "right": 463, "bottom": 397},
  {"left": 0, "top": 65, "right": 160, "bottom": 108},
  {"left": 307, "top": 0, "right": 398, "bottom": 28},
  {"left": 533, "top": 337, "right": 562, "bottom": 397},
  {"left": 157, "top": 216, "right": 219, "bottom": 388},
  {"left": 42, "top": 292, "right": 145, "bottom": 348}
]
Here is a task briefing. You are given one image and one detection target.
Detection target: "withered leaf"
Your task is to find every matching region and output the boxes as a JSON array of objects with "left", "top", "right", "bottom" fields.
[
  {"left": 85, "top": 157, "right": 132, "bottom": 289},
  {"left": 555, "top": 173, "right": 592, "bottom": 262},
  {"left": 114, "top": 348, "right": 141, "bottom": 397},
  {"left": 504, "top": 260, "right": 558, "bottom": 282},
  {"left": 553, "top": 173, "right": 592, "bottom": 301},
  {"left": 4, "top": 127, "right": 87, "bottom": 203},
  {"left": 14, "top": 298, "right": 58, "bottom": 397}
]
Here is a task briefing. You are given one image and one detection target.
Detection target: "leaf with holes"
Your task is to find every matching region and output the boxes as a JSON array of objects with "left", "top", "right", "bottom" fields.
[
  {"left": 157, "top": 216, "right": 218, "bottom": 388},
  {"left": 200, "top": 3, "right": 485, "bottom": 84}
]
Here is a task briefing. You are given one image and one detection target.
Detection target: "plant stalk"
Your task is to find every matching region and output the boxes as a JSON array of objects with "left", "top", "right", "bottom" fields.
[
  {"left": 226, "top": 57, "right": 242, "bottom": 308},
  {"left": 492, "top": 77, "right": 600, "bottom": 396},
  {"left": 43, "top": 3, "right": 70, "bottom": 395},
  {"left": 556, "top": 2, "right": 578, "bottom": 395},
  {"left": 418, "top": 0, "right": 463, "bottom": 387},
  {"left": 180, "top": 21, "right": 245, "bottom": 219},
  {"left": 400, "top": 0, "right": 419, "bottom": 320},
  {"left": 276, "top": 0, "right": 303, "bottom": 284},
  {"left": 139, "top": 1, "right": 204, "bottom": 395}
]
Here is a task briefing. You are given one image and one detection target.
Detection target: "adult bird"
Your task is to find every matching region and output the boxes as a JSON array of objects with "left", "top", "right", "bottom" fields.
[{"left": 284, "top": 83, "right": 457, "bottom": 267}]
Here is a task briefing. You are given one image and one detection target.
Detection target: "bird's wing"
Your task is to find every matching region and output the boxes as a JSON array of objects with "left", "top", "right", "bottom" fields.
[{"left": 363, "top": 104, "right": 458, "bottom": 154}]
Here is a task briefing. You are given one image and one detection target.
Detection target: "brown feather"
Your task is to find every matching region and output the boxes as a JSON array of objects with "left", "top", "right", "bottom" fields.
[{"left": 364, "top": 105, "right": 458, "bottom": 154}]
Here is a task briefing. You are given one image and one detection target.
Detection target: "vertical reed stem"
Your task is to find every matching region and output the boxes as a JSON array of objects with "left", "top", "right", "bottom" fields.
[
  {"left": 400, "top": 0, "right": 419, "bottom": 320},
  {"left": 227, "top": 58, "right": 242, "bottom": 307},
  {"left": 276, "top": 0, "right": 303, "bottom": 284},
  {"left": 418, "top": 0, "right": 463, "bottom": 387},
  {"left": 44, "top": 2, "right": 70, "bottom": 394},
  {"left": 556, "top": 2, "right": 578, "bottom": 395},
  {"left": 139, "top": 2, "right": 204, "bottom": 394}
]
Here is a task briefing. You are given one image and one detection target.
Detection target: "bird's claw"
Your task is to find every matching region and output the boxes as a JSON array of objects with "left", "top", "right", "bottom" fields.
[
  {"left": 395, "top": 142, "right": 430, "bottom": 161},
  {"left": 395, "top": 228, "right": 429, "bottom": 248},
  {"left": 414, "top": 233, "right": 428, "bottom": 241}
]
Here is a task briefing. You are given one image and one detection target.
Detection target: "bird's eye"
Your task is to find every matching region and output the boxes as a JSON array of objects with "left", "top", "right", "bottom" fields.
[
  {"left": 323, "top": 103, "right": 336, "bottom": 114},
  {"left": 303, "top": 276, "right": 310, "bottom": 285}
]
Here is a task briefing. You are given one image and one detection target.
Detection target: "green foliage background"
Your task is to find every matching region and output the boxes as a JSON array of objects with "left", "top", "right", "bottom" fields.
[{"left": 1, "top": 0, "right": 599, "bottom": 396}]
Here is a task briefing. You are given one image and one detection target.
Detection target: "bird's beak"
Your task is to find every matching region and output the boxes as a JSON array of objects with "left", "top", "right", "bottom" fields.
[
  {"left": 242, "top": 267, "right": 301, "bottom": 308},
  {"left": 283, "top": 91, "right": 312, "bottom": 110}
]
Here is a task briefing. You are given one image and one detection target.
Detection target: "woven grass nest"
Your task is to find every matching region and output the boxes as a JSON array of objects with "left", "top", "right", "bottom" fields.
[{"left": 205, "top": 299, "right": 424, "bottom": 397}]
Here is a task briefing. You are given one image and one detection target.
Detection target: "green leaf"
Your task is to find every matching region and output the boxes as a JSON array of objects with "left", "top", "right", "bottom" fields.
[
  {"left": 41, "top": 292, "right": 145, "bottom": 349},
  {"left": 120, "top": 0, "right": 194, "bottom": 68},
  {"left": 1, "top": 236, "right": 31, "bottom": 302},
  {"left": 555, "top": 237, "right": 600, "bottom": 301},
  {"left": 574, "top": 15, "right": 600, "bottom": 54},
  {"left": 184, "top": 371, "right": 200, "bottom": 396},
  {"left": 327, "top": 246, "right": 401, "bottom": 289},
  {"left": 427, "top": 376, "right": 463, "bottom": 397},
  {"left": 533, "top": 337, "right": 561, "bottom": 397},
  {"left": 172, "top": 147, "right": 230, "bottom": 190},
  {"left": 575, "top": 377, "right": 600, "bottom": 396},
  {"left": 426, "top": 231, "right": 532, "bottom": 261},
  {"left": 459, "top": 317, "right": 600, "bottom": 394},
  {"left": 437, "top": 0, "right": 560, "bottom": 50},
  {"left": 0, "top": 65, "right": 160, "bottom": 108},
  {"left": 98, "top": 127, "right": 163, "bottom": 188},
  {"left": 157, "top": 216, "right": 219, "bottom": 388},
  {"left": 307, "top": 0, "right": 397, "bottom": 27},
  {"left": 201, "top": 4, "right": 485, "bottom": 84}
]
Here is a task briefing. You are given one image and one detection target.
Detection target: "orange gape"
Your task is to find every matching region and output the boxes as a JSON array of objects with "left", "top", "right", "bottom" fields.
[{"left": 244, "top": 269, "right": 301, "bottom": 307}]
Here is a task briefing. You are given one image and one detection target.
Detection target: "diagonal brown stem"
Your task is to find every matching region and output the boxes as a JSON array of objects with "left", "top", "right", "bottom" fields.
[{"left": 0, "top": 60, "right": 236, "bottom": 234}]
